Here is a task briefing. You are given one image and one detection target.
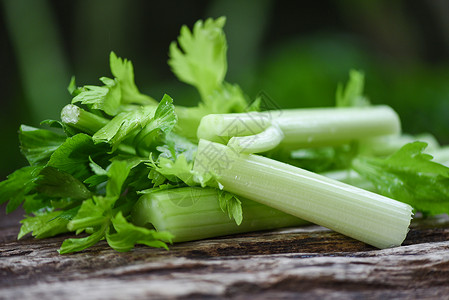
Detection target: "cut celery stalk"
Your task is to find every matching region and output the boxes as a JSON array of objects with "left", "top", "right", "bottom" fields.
[
  {"left": 61, "top": 104, "right": 109, "bottom": 134},
  {"left": 131, "top": 187, "right": 308, "bottom": 242},
  {"left": 193, "top": 140, "right": 413, "bottom": 249},
  {"left": 197, "top": 105, "right": 401, "bottom": 152}
]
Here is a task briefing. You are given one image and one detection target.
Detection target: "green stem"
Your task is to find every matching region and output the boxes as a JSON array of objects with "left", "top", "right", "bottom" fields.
[
  {"left": 197, "top": 106, "right": 401, "bottom": 153},
  {"left": 131, "top": 187, "right": 308, "bottom": 243},
  {"left": 61, "top": 104, "right": 109, "bottom": 135},
  {"left": 193, "top": 139, "right": 413, "bottom": 249}
]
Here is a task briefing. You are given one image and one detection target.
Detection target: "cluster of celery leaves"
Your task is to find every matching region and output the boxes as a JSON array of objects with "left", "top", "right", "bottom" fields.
[{"left": 1, "top": 17, "right": 449, "bottom": 254}]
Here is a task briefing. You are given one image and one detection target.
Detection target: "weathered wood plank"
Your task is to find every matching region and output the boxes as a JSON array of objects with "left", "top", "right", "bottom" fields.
[{"left": 1, "top": 210, "right": 449, "bottom": 299}]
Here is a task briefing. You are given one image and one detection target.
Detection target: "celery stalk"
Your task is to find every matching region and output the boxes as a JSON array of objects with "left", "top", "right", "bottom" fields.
[
  {"left": 193, "top": 140, "right": 413, "bottom": 249},
  {"left": 197, "top": 105, "right": 401, "bottom": 152},
  {"left": 131, "top": 187, "right": 308, "bottom": 242},
  {"left": 61, "top": 104, "right": 109, "bottom": 134}
]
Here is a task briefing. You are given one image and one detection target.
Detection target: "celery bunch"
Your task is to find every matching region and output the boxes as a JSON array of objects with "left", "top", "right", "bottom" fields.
[{"left": 1, "top": 17, "right": 448, "bottom": 253}]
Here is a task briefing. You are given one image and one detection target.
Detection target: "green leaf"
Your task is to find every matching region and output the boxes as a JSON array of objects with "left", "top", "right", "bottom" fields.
[
  {"left": 22, "top": 194, "right": 52, "bottom": 214},
  {"left": 106, "top": 211, "right": 174, "bottom": 252},
  {"left": 147, "top": 169, "right": 167, "bottom": 187},
  {"left": 93, "top": 106, "right": 156, "bottom": 151},
  {"left": 203, "top": 82, "right": 248, "bottom": 113},
  {"left": 71, "top": 52, "right": 157, "bottom": 116},
  {"left": 150, "top": 154, "right": 199, "bottom": 186},
  {"left": 169, "top": 17, "right": 227, "bottom": 99},
  {"left": 40, "top": 119, "right": 79, "bottom": 137},
  {"left": 67, "top": 76, "right": 79, "bottom": 96},
  {"left": 67, "top": 158, "right": 136, "bottom": 233},
  {"left": 72, "top": 78, "right": 121, "bottom": 116},
  {"left": 83, "top": 157, "right": 109, "bottom": 187},
  {"left": 67, "top": 196, "right": 112, "bottom": 232},
  {"left": 36, "top": 166, "right": 92, "bottom": 200},
  {"left": 109, "top": 51, "right": 157, "bottom": 106},
  {"left": 218, "top": 191, "right": 243, "bottom": 225},
  {"left": 105, "top": 159, "right": 134, "bottom": 198},
  {"left": 336, "top": 70, "right": 370, "bottom": 107},
  {"left": 133, "top": 94, "right": 177, "bottom": 149},
  {"left": 18, "top": 207, "right": 79, "bottom": 239},
  {"left": 352, "top": 141, "right": 449, "bottom": 215},
  {"left": 111, "top": 156, "right": 150, "bottom": 191},
  {"left": 48, "top": 133, "right": 111, "bottom": 180},
  {"left": 19, "top": 125, "right": 67, "bottom": 166},
  {"left": 0, "top": 166, "right": 42, "bottom": 213},
  {"left": 58, "top": 223, "right": 108, "bottom": 254},
  {"left": 157, "top": 132, "right": 198, "bottom": 162}
]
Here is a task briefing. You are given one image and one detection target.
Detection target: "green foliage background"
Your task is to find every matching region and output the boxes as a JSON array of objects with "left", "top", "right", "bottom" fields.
[{"left": 1, "top": 0, "right": 448, "bottom": 181}]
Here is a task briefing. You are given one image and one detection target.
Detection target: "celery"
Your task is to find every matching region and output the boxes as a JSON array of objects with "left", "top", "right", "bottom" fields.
[
  {"left": 228, "top": 124, "right": 285, "bottom": 154},
  {"left": 61, "top": 104, "right": 109, "bottom": 134},
  {"left": 131, "top": 187, "right": 308, "bottom": 242},
  {"left": 193, "top": 140, "right": 413, "bottom": 249},
  {"left": 197, "top": 105, "right": 401, "bottom": 153}
]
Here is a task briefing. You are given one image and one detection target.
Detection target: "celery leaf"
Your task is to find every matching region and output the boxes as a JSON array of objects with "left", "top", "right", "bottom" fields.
[
  {"left": 19, "top": 125, "right": 66, "bottom": 166},
  {"left": 36, "top": 166, "right": 92, "bottom": 200},
  {"left": 218, "top": 191, "right": 243, "bottom": 225},
  {"left": 149, "top": 154, "right": 198, "bottom": 186},
  {"left": 352, "top": 141, "right": 449, "bottom": 215},
  {"left": 92, "top": 106, "right": 156, "bottom": 151},
  {"left": 18, "top": 207, "right": 79, "bottom": 239},
  {"left": 169, "top": 17, "right": 227, "bottom": 99},
  {"left": 59, "top": 223, "right": 108, "bottom": 254},
  {"left": 47, "top": 133, "right": 110, "bottom": 181},
  {"left": 106, "top": 211, "right": 173, "bottom": 252},
  {"left": 109, "top": 51, "right": 157, "bottom": 106},
  {"left": 0, "top": 166, "right": 42, "bottom": 213},
  {"left": 336, "top": 70, "right": 370, "bottom": 107},
  {"left": 133, "top": 94, "right": 177, "bottom": 150}
]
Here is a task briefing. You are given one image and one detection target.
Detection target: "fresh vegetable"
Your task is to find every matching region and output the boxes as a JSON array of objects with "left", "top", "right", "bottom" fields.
[
  {"left": 131, "top": 187, "right": 308, "bottom": 243},
  {"left": 1, "top": 17, "right": 448, "bottom": 253},
  {"left": 193, "top": 140, "right": 413, "bottom": 249},
  {"left": 197, "top": 105, "right": 401, "bottom": 153}
]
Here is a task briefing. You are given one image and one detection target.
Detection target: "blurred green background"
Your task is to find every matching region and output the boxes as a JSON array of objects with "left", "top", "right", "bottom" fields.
[{"left": 1, "top": 0, "right": 449, "bottom": 181}]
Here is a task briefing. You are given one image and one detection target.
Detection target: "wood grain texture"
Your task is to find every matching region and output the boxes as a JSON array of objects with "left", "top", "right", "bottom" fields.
[{"left": 1, "top": 210, "right": 449, "bottom": 299}]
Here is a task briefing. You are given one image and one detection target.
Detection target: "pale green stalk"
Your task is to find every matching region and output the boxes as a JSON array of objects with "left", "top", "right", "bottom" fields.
[
  {"left": 193, "top": 140, "right": 413, "bottom": 249},
  {"left": 197, "top": 106, "right": 401, "bottom": 153},
  {"left": 131, "top": 187, "right": 308, "bottom": 242}
]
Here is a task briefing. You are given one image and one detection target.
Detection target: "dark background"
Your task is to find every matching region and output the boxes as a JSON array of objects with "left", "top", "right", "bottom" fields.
[{"left": 1, "top": 0, "right": 449, "bottom": 181}]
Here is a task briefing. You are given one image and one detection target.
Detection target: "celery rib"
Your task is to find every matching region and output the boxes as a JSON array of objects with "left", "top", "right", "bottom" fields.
[
  {"left": 193, "top": 140, "right": 413, "bottom": 249},
  {"left": 61, "top": 104, "right": 109, "bottom": 134},
  {"left": 196, "top": 106, "right": 401, "bottom": 153},
  {"left": 131, "top": 187, "right": 308, "bottom": 243}
]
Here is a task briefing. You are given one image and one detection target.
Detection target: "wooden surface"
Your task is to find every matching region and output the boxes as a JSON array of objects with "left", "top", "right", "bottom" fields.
[{"left": 1, "top": 206, "right": 449, "bottom": 299}]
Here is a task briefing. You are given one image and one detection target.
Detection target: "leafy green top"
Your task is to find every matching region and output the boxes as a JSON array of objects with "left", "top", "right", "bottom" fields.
[
  {"left": 0, "top": 18, "right": 246, "bottom": 253},
  {"left": 353, "top": 142, "right": 449, "bottom": 215},
  {"left": 169, "top": 17, "right": 227, "bottom": 99}
]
